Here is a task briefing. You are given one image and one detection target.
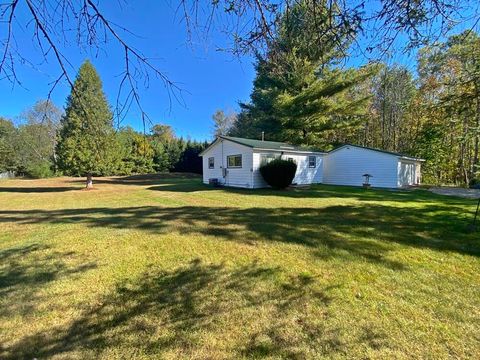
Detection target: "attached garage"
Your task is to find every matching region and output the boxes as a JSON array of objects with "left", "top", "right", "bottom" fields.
[{"left": 323, "top": 144, "right": 424, "bottom": 188}]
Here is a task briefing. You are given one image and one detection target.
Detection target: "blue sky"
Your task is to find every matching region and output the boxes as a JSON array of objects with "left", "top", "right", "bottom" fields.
[
  {"left": 1, "top": 1, "right": 477, "bottom": 140},
  {"left": 1, "top": 1, "right": 256, "bottom": 140}
]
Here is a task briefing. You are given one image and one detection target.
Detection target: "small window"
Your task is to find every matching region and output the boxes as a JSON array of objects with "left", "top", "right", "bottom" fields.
[
  {"left": 287, "top": 157, "right": 294, "bottom": 162},
  {"left": 208, "top": 157, "right": 214, "bottom": 169},
  {"left": 227, "top": 154, "right": 242, "bottom": 168},
  {"left": 260, "top": 153, "right": 278, "bottom": 165},
  {"left": 308, "top": 156, "right": 316, "bottom": 168}
]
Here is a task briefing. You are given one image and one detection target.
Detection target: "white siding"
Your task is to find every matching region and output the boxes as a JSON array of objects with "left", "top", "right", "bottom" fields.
[
  {"left": 202, "top": 139, "right": 422, "bottom": 189},
  {"left": 398, "top": 160, "right": 417, "bottom": 187},
  {"left": 284, "top": 152, "right": 323, "bottom": 185},
  {"left": 323, "top": 146, "right": 398, "bottom": 188},
  {"left": 252, "top": 150, "right": 324, "bottom": 188},
  {"left": 252, "top": 152, "right": 268, "bottom": 188},
  {"left": 202, "top": 139, "right": 254, "bottom": 188}
]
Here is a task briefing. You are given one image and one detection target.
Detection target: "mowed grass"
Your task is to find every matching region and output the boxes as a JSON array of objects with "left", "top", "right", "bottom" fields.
[{"left": 0, "top": 174, "right": 479, "bottom": 359}]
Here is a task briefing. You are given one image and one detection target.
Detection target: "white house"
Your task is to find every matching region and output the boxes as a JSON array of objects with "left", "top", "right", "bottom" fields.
[{"left": 199, "top": 136, "right": 424, "bottom": 189}]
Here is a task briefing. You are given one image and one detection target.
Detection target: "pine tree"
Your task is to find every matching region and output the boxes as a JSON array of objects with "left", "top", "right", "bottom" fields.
[
  {"left": 57, "top": 60, "right": 117, "bottom": 188},
  {"left": 232, "top": 0, "right": 370, "bottom": 146},
  {"left": 116, "top": 127, "right": 155, "bottom": 175},
  {"left": 275, "top": 65, "right": 376, "bottom": 148}
]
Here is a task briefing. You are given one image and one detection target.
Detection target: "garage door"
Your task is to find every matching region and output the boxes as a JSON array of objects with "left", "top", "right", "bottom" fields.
[{"left": 398, "top": 161, "right": 415, "bottom": 187}]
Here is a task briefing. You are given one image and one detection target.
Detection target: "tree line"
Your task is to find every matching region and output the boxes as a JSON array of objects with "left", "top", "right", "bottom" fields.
[
  {"left": 0, "top": 61, "right": 207, "bottom": 185},
  {"left": 211, "top": 1, "right": 480, "bottom": 187},
  {"left": 3, "top": 1, "right": 479, "bottom": 187}
]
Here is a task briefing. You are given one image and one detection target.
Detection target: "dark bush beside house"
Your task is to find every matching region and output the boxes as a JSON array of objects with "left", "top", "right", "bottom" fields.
[{"left": 260, "top": 158, "right": 297, "bottom": 189}]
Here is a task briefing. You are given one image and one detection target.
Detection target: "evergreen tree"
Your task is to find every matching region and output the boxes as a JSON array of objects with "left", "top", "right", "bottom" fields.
[
  {"left": 232, "top": 0, "right": 370, "bottom": 147},
  {"left": 275, "top": 65, "right": 376, "bottom": 147},
  {"left": 116, "top": 127, "right": 155, "bottom": 175},
  {"left": 149, "top": 124, "right": 179, "bottom": 171},
  {"left": 57, "top": 60, "right": 117, "bottom": 188},
  {"left": 173, "top": 139, "right": 208, "bottom": 174}
]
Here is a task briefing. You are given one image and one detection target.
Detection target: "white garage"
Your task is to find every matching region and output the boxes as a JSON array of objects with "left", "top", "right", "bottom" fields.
[
  {"left": 323, "top": 144, "right": 423, "bottom": 188},
  {"left": 200, "top": 137, "right": 424, "bottom": 189}
]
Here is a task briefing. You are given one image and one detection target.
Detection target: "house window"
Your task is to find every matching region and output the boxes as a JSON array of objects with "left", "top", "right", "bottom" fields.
[
  {"left": 208, "top": 157, "right": 214, "bottom": 169},
  {"left": 287, "top": 157, "right": 294, "bottom": 162},
  {"left": 227, "top": 154, "right": 242, "bottom": 168},
  {"left": 260, "top": 153, "right": 278, "bottom": 165},
  {"left": 308, "top": 156, "right": 316, "bottom": 168}
]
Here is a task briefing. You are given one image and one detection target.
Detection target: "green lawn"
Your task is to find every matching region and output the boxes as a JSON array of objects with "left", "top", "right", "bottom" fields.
[{"left": 0, "top": 174, "right": 479, "bottom": 359}]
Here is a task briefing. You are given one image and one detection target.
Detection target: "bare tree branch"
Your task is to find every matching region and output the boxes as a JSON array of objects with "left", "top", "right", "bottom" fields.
[{"left": 0, "top": 0, "right": 479, "bottom": 130}]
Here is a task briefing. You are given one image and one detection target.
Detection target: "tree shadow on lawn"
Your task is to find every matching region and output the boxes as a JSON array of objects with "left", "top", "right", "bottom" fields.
[
  {"left": 147, "top": 178, "right": 472, "bottom": 205},
  {"left": 0, "top": 186, "right": 80, "bottom": 193},
  {"left": 0, "top": 243, "right": 97, "bottom": 318},
  {"left": 2, "top": 258, "right": 351, "bottom": 359},
  {"left": 67, "top": 173, "right": 201, "bottom": 187},
  {"left": 1, "top": 202, "right": 478, "bottom": 265},
  {"left": 67, "top": 172, "right": 442, "bottom": 203}
]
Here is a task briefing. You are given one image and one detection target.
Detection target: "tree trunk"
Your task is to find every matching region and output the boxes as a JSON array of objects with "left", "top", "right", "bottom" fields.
[
  {"left": 473, "top": 93, "right": 480, "bottom": 179},
  {"left": 86, "top": 173, "right": 93, "bottom": 189},
  {"left": 461, "top": 115, "right": 469, "bottom": 185},
  {"left": 52, "top": 148, "right": 58, "bottom": 174}
]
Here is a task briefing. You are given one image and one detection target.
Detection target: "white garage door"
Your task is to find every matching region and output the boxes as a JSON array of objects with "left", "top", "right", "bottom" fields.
[{"left": 398, "top": 161, "right": 416, "bottom": 187}]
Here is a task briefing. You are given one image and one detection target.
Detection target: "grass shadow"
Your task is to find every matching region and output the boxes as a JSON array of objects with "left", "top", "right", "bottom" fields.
[
  {"left": 67, "top": 173, "right": 201, "bottom": 187},
  {"left": 0, "top": 186, "right": 80, "bottom": 193},
  {"left": 0, "top": 201, "right": 478, "bottom": 266},
  {"left": 2, "top": 259, "right": 343, "bottom": 359},
  {"left": 146, "top": 177, "right": 473, "bottom": 205},
  {"left": 0, "top": 243, "right": 97, "bottom": 318}
]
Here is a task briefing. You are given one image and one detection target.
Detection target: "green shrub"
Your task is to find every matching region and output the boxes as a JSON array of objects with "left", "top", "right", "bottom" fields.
[
  {"left": 469, "top": 178, "right": 480, "bottom": 189},
  {"left": 26, "top": 161, "right": 54, "bottom": 178},
  {"left": 260, "top": 159, "right": 297, "bottom": 189}
]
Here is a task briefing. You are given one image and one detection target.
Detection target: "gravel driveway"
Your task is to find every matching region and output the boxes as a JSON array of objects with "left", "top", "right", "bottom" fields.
[{"left": 429, "top": 187, "right": 480, "bottom": 199}]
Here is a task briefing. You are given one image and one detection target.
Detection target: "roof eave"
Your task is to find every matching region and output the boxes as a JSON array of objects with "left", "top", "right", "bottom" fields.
[
  {"left": 399, "top": 156, "right": 426, "bottom": 162},
  {"left": 199, "top": 136, "right": 256, "bottom": 156},
  {"left": 198, "top": 138, "right": 220, "bottom": 156},
  {"left": 253, "top": 147, "right": 325, "bottom": 154},
  {"left": 217, "top": 135, "right": 255, "bottom": 149},
  {"left": 331, "top": 143, "right": 424, "bottom": 162}
]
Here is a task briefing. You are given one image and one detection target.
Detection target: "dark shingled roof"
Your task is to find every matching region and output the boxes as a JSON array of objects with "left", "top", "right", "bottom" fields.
[{"left": 218, "top": 136, "right": 323, "bottom": 152}]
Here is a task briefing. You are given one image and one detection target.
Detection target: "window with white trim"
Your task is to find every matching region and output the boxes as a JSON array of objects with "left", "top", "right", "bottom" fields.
[
  {"left": 208, "top": 157, "right": 214, "bottom": 169},
  {"left": 227, "top": 154, "right": 242, "bottom": 168},
  {"left": 260, "top": 153, "right": 279, "bottom": 165},
  {"left": 308, "top": 156, "right": 316, "bottom": 168}
]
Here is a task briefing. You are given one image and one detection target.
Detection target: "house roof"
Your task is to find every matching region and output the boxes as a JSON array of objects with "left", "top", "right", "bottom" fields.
[
  {"left": 200, "top": 136, "right": 424, "bottom": 162},
  {"left": 330, "top": 144, "right": 425, "bottom": 162},
  {"left": 215, "top": 136, "right": 324, "bottom": 153}
]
